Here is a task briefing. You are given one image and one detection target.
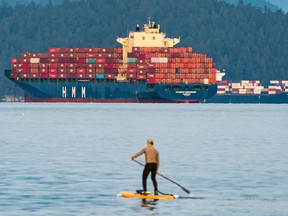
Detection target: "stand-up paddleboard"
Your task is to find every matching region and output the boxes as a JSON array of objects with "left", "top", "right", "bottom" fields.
[{"left": 118, "top": 191, "right": 178, "bottom": 200}]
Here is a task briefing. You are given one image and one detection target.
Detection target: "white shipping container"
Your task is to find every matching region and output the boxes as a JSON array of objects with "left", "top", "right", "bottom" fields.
[
  {"left": 217, "top": 90, "right": 226, "bottom": 94},
  {"left": 204, "top": 78, "right": 209, "bottom": 84},
  {"left": 30, "top": 58, "right": 40, "bottom": 64},
  {"left": 241, "top": 80, "right": 250, "bottom": 84},
  {"left": 245, "top": 85, "right": 256, "bottom": 89},
  {"left": 281, "top": 80, "right": 288, "bottom": 84},
  {"left": 231, "top": 83, "right": 242, "bottom": 88},
  {"left": 151, "top": 57, "right": 168, "bottom": 63},
  {"left": 239, "top": 89, "right": 247, "bottom": 94},
  {"left": 268, "top": 91, "right": 276, "bottom": 94},
  {"left": 270, "top": 80, "right": 280, "bottom": 84},
  {"left": 253, "top": 86, "right": 263, "bottom": 94}
]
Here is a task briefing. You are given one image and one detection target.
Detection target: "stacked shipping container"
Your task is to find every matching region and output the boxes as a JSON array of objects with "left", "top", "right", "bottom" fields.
[
  {"left": 10, "top": 47, "right": 217, "bottom": 85},
  {"left": 127, "top": 47, "right": 216, "bottom": 85},
  {"left": 10, "top": 48, "right": 123, "bottom": 80},
  {"left": 216, "top": 80, "right": 288, "bottom": 95}
]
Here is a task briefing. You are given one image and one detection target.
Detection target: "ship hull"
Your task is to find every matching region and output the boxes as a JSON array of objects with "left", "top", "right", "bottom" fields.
[
  {"left": 204, "top": 93, "right": 288, "bottom": 104},
  {"left": 12, "top": 79, "right": 217, "bottom": 103}
]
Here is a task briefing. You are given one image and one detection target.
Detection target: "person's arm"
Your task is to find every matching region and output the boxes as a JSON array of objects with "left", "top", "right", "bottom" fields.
[{"left": 130, "top": 148, "right": 145, "bottom": 160}]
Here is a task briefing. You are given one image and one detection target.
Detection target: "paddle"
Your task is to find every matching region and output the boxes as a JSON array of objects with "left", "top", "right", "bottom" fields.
[{"left": 132, "top": 159, "right": 191, "bottom": 195}]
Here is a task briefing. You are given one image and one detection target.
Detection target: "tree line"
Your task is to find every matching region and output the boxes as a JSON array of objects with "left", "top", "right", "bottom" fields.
[{"left": 0, "top": 0, "right": 287, "bottom": 98}]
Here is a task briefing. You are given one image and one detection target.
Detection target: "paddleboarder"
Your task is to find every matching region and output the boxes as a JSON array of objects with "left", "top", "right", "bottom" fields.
[{"left": 130, "top": 139, "right": 159, "bottom": 195}]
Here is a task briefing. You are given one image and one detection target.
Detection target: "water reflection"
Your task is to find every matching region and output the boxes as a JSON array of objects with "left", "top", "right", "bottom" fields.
[{"left": 141, "top": 199, "right": 159, "bottom": 211}]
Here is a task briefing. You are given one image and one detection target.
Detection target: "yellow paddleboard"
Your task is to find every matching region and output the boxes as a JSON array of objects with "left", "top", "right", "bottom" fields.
[{"left": 118, "top": 191, "right": 178, "bottom": 200}]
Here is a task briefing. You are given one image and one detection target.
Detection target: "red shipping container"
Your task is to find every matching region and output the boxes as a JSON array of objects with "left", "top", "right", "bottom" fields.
[
  {"left": 147, "top": 78, "right": 156, "bottom": 84},
  {"left": 105, "top": 59, "right": 118, "bottom": 64},
  {"left": 138, "top": 70, "right": 145, "bottom": 75},
  {"left": 105, "top": 64, "right": 114, "bottom": 69},
  {"left": 67, "top": 73, "right": 77, "bottom": 78},
  {"left": 96, "top": 64, "right": 103, "bottom": 68},
  {"left": 97, "top": 58, "right": 105, "bottom": 63},
  {"left": 77, "top": 68, "right": 86, "bottom": 74},
  {"left": 86, "top": 53, "right": 97, "bottom": 58},
  {"left": 104, "top": 68, "right": 117, "bottom": 73},
  {"left": 22, "top": 68, "right": 30, "bottom": 73},
  {"left": 147, "top": 73, "right": 155, "bottom": 78},
  {"left": 59, "top": 68, "right": 66, "bottom": 73},
  {"left": 128, "top": 53, "right": 137, "bottom": 58},
  {"left": 96, "top": 53, "right": 104, "bottom": 58},
  {"left": 49, "top": 63, "right": 57, "bottom": 68},
  {"left": 68, "top": 68, "right": 76, "bottom": 73},
  {"left": 49, "top": 73, "right": 57, "bottom": 78},
  {"left": 20, "top": 73, "right": 30, "bottom": 78},
  {"left": 137, "top": 53, "right": 146, "bottom": 59},
  {"left": 68, "top": 64, "right": 76, "bottom": 68},
  {"left": 128, "top": 63, "right": 137, "bottom": 67},
  {"left": 30, "top": 64, "right": 39, "bottom": 68},
  {"left": 22, "top": 63, "right": 30, "bottom": 69},
  {"left": 105, "top": 74, "right": 115, "bottom": 79},
  {"left": 76, "top": 58, "right": 86, "bottom": 63},
  {"left": 10, "top": 72, "right": 18, "bottom": 79},
  {"left": 49, "top": 48, "right": 60, "bottom": 53},
  {"left": 58, "top": 63, "right": 66, "bottom": 68},
  {"left": 128, "top": 68, "right": 137, "bottom": 73},
  {"left": 11, "top": 58, "right": 19, "bottom": 64},
  {"left": 31, "top": 73, "right": 39, "bottom": 78},
  {"left": 49, "top": 58, "right": 58, "bottom": 63},
  {"left": 77, "top": 73, "right": 86, "bottom": 78},
  {"left": 22, "top": 58, "right": 29, "bottom": 63},
  {"left": 127, "top": 73, "right": 136, "bottom": 79},
  {"left": 40, "top": 68, "right": 48, "bottom": 73},
  {"left": 21, "top": 53, "right": 31, "bottom": 58},
  {"left": 58, "top": 73, "right": 67, "bottom": 78},
  {"left": 40, "top": 73, "right": 49, "bottom": 78},
  {"left": 31, "top": 68, "right": 39, "bottom": 73},
  {"left": 75, "top": 53, "right": 86, "bottom": 58},
  {"left": 104, "top": 53, "right": 116, "bottom": 58},
  {"left": 87, "top": 68, "right": 95, "bottom": 73},
  {"left": 137, "top": 74, "right": 146, "bottom": 80},
  {"left": 86, "top": 48, "right": 96, "bottom": 53},
  {"left": 40, "top": 58, "right": 49, "bottom": 63},
  {"left": 73, "top": 48, "right": 86, "bottom": 53},
  {"left": 87, "top": 73, "right": 95, "bottom": 79},
  {"left": 137, "top": 64, "right": 147, "bottom": 69},
  {"left": 49, "top": 68, "right": 57, "bottom": 73},
  {"left": 96, "top": 68, "right": 105, "bottom": 73},
  {"left": 148, "top": 63, "right": 155, "bottom": 68}
]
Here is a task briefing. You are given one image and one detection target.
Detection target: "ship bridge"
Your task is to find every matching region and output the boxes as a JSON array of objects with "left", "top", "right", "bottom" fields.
[{"left": 117, "top": 18, "right": 180, "bottom": 69}]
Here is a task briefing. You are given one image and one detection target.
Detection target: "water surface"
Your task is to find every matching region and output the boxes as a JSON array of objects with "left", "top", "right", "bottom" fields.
[{"left": 0, "top": 103, "right": 287, "bottom": 215}]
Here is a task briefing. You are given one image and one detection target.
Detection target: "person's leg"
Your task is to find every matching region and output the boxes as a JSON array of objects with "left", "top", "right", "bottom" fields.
[
  {"left": 150, "top": 163, "right": 158, "bottom": 194},
  {"left": 142, "top": 164, "right": 150, "bottom": 193}
]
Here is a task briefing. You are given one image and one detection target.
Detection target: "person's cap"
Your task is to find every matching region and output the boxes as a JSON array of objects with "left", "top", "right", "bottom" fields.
[{"left": 147, "top": 139, "right": 154, "bottom": 145}]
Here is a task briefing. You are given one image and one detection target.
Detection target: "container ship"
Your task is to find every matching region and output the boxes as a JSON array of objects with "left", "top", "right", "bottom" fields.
[
  {"left": 4, "top": 18, "right": 217, "bottom": 103},
  {"left": 204, "top": 71, "right": 288, "bottom": 103}
]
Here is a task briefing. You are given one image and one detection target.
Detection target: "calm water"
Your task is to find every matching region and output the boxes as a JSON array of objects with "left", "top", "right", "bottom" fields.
[{"left": 0, "top": 103, "right": 287, "bottom": 215}]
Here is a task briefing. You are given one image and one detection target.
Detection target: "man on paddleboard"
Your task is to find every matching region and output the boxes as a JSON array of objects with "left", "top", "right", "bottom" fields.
[{"left": 130, "top": 139, "right": 159, "bottom": 196}]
